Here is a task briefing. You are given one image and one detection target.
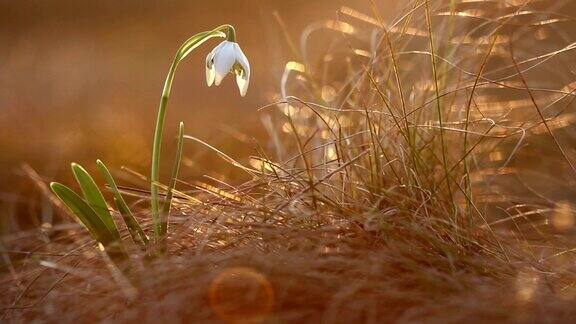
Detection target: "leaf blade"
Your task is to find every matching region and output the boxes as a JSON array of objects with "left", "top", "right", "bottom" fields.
[
  {"left": 71, "top": 163, "right": 119, "bottom": 236},
  {"left": 96, "top": 159, "right": 149, "bottom": 246},
  {"left": 50, "top": 182, "right": 118, "bottom": 244},
  {"left": 160, "top": 121, "right": 185, "bottom": 236}
]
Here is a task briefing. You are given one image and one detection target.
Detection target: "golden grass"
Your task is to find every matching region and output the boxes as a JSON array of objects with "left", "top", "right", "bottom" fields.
[{"left": 3, "top": 0, "right": 576, "bottom": 322}]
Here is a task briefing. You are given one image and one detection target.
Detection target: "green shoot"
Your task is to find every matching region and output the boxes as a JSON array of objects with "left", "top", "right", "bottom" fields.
[
  {"left": 50, "top": 182, "right": 126, "bottom": 259},
  {"left": 160, "top": 122, "right": 185, "bottom": 237},
  {"left": 97, "top": 159, "right": 149, "bottom": 248},
  {"left": 71, "top": 163, "right": 118, "bottom": 236}
]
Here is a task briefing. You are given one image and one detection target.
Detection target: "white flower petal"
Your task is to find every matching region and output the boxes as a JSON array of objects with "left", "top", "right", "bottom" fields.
[
  {"left": 204, "top": 40, "right": 251, "bottom": 96},
  {"left": 235, "top": 73, "right": 249, "bottom": 97},
  {"left": 232, "top": 43, "right": 250, "bottom": 97},
  {"left": 205, "top": 52, "right": 216, "bottom": 87},
  {"left": 213, "top": 41, "right": 236, "bottom": 86},
  {"left": 210, "top": 40, "right": 228, "bottom": 54},
  {"left": 205, "top": 41, "right": 227, "bottom": 87},
  {"left": 233, "top": 43, "right": 250, "bottom": 76}
]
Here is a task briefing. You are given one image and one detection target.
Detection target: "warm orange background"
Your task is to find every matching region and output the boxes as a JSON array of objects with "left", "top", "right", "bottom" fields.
[{"left": 0, "top": 0, "right": 394, "bottom": 228}]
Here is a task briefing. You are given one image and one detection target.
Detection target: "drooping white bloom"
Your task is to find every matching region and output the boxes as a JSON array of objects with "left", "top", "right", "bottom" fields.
[{"left": 206, "top": 40, "right": 250, "bottom": 97}]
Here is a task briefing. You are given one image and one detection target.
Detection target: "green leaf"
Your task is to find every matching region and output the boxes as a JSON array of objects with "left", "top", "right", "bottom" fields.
[
  {"left": 50, "top": 182, "right": 119, "bottom": 244},
  {"left": 113, "top": 198, "right": 147, "bottom": 249},
  {"left": 160, "top": 121, "right": 185, "bottom": 235},
  {"left": 96, "top": 159, "right": 149, "bottom": 247},
  {"left": 71, "top": 163, "right": 118, "bottom": 236}
]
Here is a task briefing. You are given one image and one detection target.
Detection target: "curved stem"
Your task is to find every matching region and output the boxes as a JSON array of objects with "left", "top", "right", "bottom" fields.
[
  {"left": 223, "top": 24, "right": 236, "bottom": 42},
  {"left": 150, "top": 25, "right": 236, "bottom": 242}
]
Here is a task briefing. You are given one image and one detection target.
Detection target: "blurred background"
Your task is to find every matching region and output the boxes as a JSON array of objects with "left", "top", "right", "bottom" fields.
[{"left": 0, "top": 0, "right": 387, "bottom": 231}]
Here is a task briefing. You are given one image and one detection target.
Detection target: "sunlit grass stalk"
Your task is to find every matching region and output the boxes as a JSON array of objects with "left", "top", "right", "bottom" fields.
[
  {"left": 508, "top": 44, "right": 576, "bottom": 177},
  {"left": 462, "top": 36, "right": 498, "bottom": 228},
  {"left": 369, "top": 0, "right": 426, "bottom": 183},
  {"left": 379, "top": 19, "right": 415, "bottom": 181},
  {"left": 424, "top": 0, "right": 456, "bottom": 217},
  {"left": 285, "top": 107, "right": 318, "bottom": 209}
]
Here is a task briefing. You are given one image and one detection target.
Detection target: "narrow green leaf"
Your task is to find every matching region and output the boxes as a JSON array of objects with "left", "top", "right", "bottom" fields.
[
  {"left": 96, "top": 159, "right": 149, "bottom": 246},
  {"left": 71, "top": 163, "right": 118, "bottom": 237},
  {"left": 50, "top": 182, "right": 119, "bottom": 244},
  {"left": 113, "top": 197, "right": 147, "bottom": 249},
  {"left": 160, "top": 122, "right": 185, "bottom": 235}
]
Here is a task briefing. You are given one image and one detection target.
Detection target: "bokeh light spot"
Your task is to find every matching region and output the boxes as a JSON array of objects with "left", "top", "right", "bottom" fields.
[{"left": 209, "top": 267, "right": 274, "bottom": 323}]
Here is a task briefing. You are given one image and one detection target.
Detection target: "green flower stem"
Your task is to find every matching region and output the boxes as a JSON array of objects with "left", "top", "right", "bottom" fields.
[{"left": 150, "top": 25, "right": 236, "bottom": 242}]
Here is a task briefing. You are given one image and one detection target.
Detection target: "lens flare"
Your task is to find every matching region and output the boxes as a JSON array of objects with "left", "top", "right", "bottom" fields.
[{"left": 209, "top": 267, "right": 274, "bottom": 323}]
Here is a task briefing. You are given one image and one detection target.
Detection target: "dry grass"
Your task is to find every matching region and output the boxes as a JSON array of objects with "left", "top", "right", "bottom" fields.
[{"left": 3, "top": 0, "right": 576, "bottom": 322}]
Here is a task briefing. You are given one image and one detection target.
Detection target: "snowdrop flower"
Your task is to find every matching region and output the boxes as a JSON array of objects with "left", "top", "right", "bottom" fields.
[{"left": 206, "top": 40, "right": 250, "bottom": 97}]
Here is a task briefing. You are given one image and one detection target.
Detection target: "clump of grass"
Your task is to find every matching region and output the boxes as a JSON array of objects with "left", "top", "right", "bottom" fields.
[{"left": 3, "top": 0, "right": 576, "bottom": 322}]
